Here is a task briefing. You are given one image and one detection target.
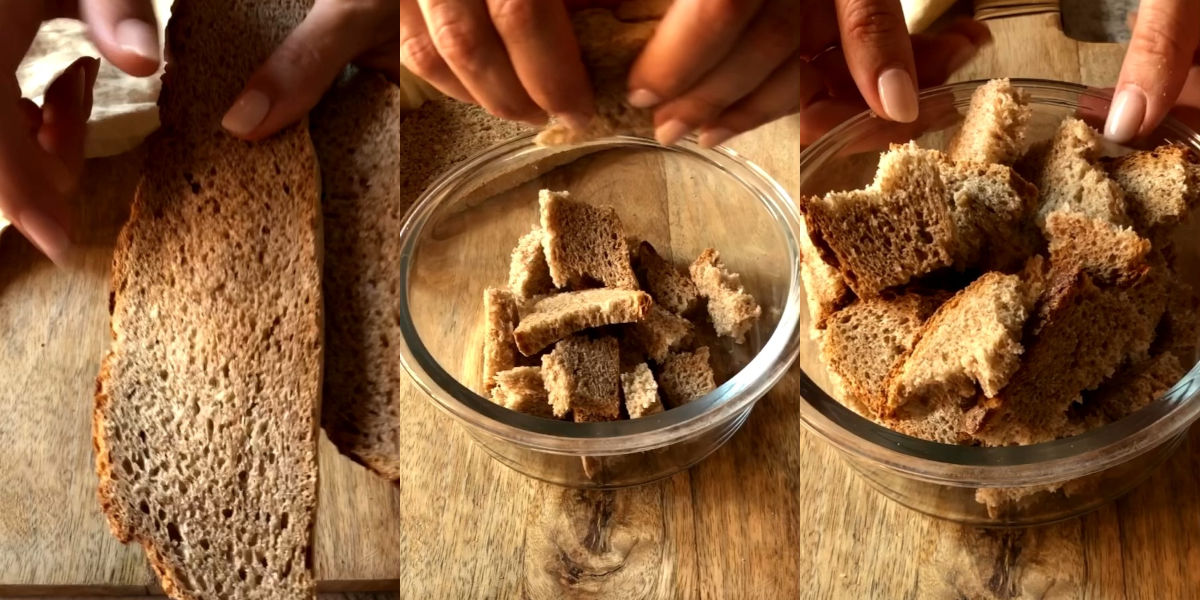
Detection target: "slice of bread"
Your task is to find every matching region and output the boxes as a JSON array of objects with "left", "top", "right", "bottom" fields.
[
  {"left": 513, "top": 289, "right": 652, "bottom": 355},
  {"left": 946, "top": 78, "right": 1032, "bottom": 165},
  {"left": 802, "top": 147, "right": 958, "bottom": 296},
  {"left": 537, "top": 9, "right": 656, "bottom": 145},
  {"left": 542, "top": 336, "right": 621, "bottom": 420},
  {"left": 1032, "top": 118, "right": 1129, "bottom": 227},
  {"left": 1076, "top": 352, "right": 1185, "bottom": 425},
  {"left": 624, "top": 304, "right": 693, "bottom": 362},
  {"left": 820, "top": 292, "right": 946, "bottom": 416},
  {"left": 540, "top": 189, "right": 639, "bottom": 290},
  {"left": 885, "top": 272, "right": 1036, "bottom": 414},
  {"left": 799, "top": 214, "right": 852, "bottom": 336},
  {"left": 492, "top": 367, "right": 556, "bottom": 418},
  {"left": 1106, "top": 144, "right": 1200, "bottom": 234},
  {"left": 508, "top": 227, "right": 555, "bottom": 300},
  {"left": 885, "top": 398, "right": 990, "bottom": 445},
  {"left": 1044, "top": 210, "right": 1150, "bottom": 286},
  {"left": 633, "top": 241, "right": 700, "bottom": 315},
  {"left": 657, "top": 347, "right": 716, "bottom": 407},
  {"left": 940, "top": 159, "right": 1041, "bottom": 271},
  {"left": 621, "top": 363, "right": 663, "bottom": 418},
  {"left": 482, "top": 287, "right": 520, "bottom": 393},
  {"left": 1154, "top": 274, "right": 1200, "bottom": 361},
  {"left": 689, "top": 248, "right": 762, "bottom": 343},
  {"left": 93, "top": 1, "right": 321, "bottom": 597}
]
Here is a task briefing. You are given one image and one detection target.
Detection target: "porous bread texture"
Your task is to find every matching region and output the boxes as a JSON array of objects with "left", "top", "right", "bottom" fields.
[
  {"left": 1032, "top": 118, "right": 1129, "bottom": 227},
  {"left": 492, "top": 367, "right": 556, "bottom": 418},
  {"left": 820, "top": 292, "right": 945, "bottom": 417},
  {"left": 1073, "top": 352, "right": 1185, "bottom": 426},
  {"left": 1044, "top": 210, "right": 1150, "bottom": 286},
  {"left": 622, "top": 363, "right": 663, "bottom": 418},
  {"left": 508, "top": 228, "right": 555, "bottom": 300},
  {"left": 540, "top": 189, "right": 639, "bottom": 290},
  {"left": 939, "top": 158, "right": 1041, "bottom": 271},
  {"left": 885, "top": 398, "right": 991, "bottom": 445},
  {"left": 1154, "top": 274, "right": 1200, "bottom": 361},
  {"left": 1106, "top": 145, "right": 1200, "bottom": 234},
  {"left": 513, "top": 289, "right": 652, "bottom": 355},
  {"left": 624, "top": 305, "right": 693, "bottom": 362},
  {"left": 689, "top": 248, "right": 762, "bottom": 343},
  {"left": 542, "top": 335, "right": 621, "bottom": 420},
  {"left": 799, "top": 213, "right": 852, "bottom": 336},
  {"left": 538, "top": 9, "right": 656, "bottom": 145},
  {"left": 885, "top": 272, "right": 1037, "bottom": 415},
  {"left": 482, "top": 288, "right": 520, "bottom": 393},
  {"left": 946, "top": 78, "right": 1032, "bottom": 165},
  {"left": 633, "top": 241, "right": 700, "bottom": 315},
  {"left": 94, "top": 0, "right": 321, "bottom": 598},
  {"left": 657, "top": 347, "right": 716, "bottom": 407}
]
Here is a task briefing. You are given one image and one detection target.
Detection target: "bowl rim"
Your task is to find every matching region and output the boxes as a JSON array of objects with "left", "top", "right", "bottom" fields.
[
  {"left": 793, "top": 77, "right": 1200, "bottom": 487},
  {"left": 395, "top": 133, "right": 807, "bottom": 455}
]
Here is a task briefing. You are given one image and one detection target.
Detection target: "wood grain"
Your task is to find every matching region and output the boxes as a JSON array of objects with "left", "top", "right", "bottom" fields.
[{"left": 6, "top": 12, "right": 1200, "bottom": 600}]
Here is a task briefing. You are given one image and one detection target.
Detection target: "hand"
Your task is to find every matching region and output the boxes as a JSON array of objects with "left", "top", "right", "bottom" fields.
[
  {"left": 633, "top": 0, "right": 993, "bottom": 147},
  {"left": 1104, "top": 0, "right": 1200, "bottom": 143},
  {"left": 0, "top": 0, "right": 159, "bottom": 265},
  {"left": 221, "top": 0, "right": 403, "bottom": 140}
]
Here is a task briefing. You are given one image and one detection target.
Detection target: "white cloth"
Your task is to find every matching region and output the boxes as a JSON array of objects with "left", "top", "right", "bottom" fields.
[{"left": 902, "top": 0, "right": 957, "bottom": 33}]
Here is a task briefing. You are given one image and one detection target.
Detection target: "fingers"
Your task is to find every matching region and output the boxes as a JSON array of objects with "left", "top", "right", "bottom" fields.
[
  {"left": 908, "top": 18, "right": 992, "bottom": 87},
  {"left": 400, "top": 0, "right": 475, "bottom": 103},
  {"left": 1104, "top": 0, "right": 1200, "bottom": 142},
  {"left": 835, "top": 0, "right": 919, "bottom": 123},
  {"left": 416, "top": 0, "right": 544, "bottom": 123},
  {"left": 222, "top": 0, "right": 397, "bottom": 140},
  {"left": 486, "top": 0, "right": 593, "bottom": 128},
  {"left": 39, "top": 57, "right": 99, "bottom": 180},
  {"left": 627, "top": 0, "right": 765, "bottom": 109},
  {"left": 79, "top": 0, "right": 160, "bottom": 77}
]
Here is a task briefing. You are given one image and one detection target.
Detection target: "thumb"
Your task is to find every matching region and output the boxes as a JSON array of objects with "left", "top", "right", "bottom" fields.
[
  {"left": 221, "top": 1, "right": 381, "bottom": 140},
  {"left": 1104, "top": 0, "right": 1200, "bottom": 143}
]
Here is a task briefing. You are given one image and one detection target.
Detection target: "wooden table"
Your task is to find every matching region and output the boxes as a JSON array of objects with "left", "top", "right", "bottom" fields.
[{"left": 5, "top": 12, "right": 1198, "bottom": 599}]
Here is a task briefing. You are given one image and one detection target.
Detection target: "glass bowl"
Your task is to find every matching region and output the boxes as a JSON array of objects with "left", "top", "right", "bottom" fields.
[
  {"left": 793, "top": 78, "right": 1200, "bottom": 527},
  {"left": 395, "top": 135, "right": 805, "bottom": 488}
]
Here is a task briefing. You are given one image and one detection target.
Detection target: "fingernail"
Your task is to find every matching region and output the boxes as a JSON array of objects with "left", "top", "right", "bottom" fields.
[
  {"left": 654, "top": 120, "right": 691, "bottom": 146},
  {"left": 699, "top": 128, "right": 734, "bottom": 148},
  {"left": 221, "top": 90, "right": 270, "bottom": 137},
  {"left": 18, "top": 210, "right": 72, "bottom": 266},
  {"left": 1105, "top": 87, "right": 1146, "bottom": 143},
  {"left": 628, "top": 88, "right": 661, "bottom": 109},
  {"left": 947, "top": 45, "right": 978, "bottom": 74},
  {"left": 114, "top": 19, "right": 160, "bottom": 62},
  {"left": 878, "top": 68, "right": 919, "bottom": 123},
  {"left": 557, "top": 112, "right": 592, "bottom": 132}
]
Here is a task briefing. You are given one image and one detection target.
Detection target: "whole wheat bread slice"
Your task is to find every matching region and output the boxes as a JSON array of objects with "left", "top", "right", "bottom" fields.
[
  {"left": 799, "top": 213, "right": 852, "bottom": 335},
  {"left": 1075, "top": 352, "right": 1185, "bottom": 426},
  {"left": 482, "top": 287, "right": 521, "bottom": 393},
  {"left": 1032, "top": 118, "right": 1129, "bottom": 227},
  {"left": 1105, "top": 144, "right": 1200, "bottom": 234},
  {"left": 940, "top": 158, "right": 1041, "bottom": 271},
  {"left": 657, "top": 347, "right": 716, "bottom": 407},
  {"left": 622, "top": 362, "right": 664, "bottom": 418},
  {"left": 542, "top": 335, "right": 621, "bottom": 420},
  {"left": 93, "top": 1, "right": 322, "bottom": 598},
  {"left": 492, "top": 367, "right": 557, "bottom": 418},
  {"left": 946, "top": 78, "right": 1031, "bottom": 165},
  {"left": 508, "top": 227, "right": 555, "bottom": 300},
  {"left": 513, "top": 288, "right": 652, "bottom": 355},
  {"left": 624, "top": 304, "right": 693, "bottom": 362},
  {"left": 540, "top": 189, "right": 639, "bottom": 290},
  {"left": 689, "top": 248, "right": 763, "bottom": 343},
  {"left": 1044, "top": 210, "right": 1150, "bottom": 286},
  {"left": 633, "top": 241, "right": 700, "bottom": 315}
]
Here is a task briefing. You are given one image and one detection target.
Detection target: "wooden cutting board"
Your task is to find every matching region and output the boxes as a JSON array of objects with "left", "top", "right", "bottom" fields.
[{"left": 5, "top": 14, "right": 1200, "bottom": 599}]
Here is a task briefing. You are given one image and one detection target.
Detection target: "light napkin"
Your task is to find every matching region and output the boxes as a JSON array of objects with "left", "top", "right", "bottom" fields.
[{"left": 902, "top": 0, "right": 957, "bottom": 33}]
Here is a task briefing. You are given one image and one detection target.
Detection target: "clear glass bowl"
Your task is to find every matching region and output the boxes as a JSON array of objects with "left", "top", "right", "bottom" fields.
[
  {"left": 793, "top": 79, "right": 1200, "bottom": 527},
  {"left": 396, "top": 135, "right": 805, "bottom": 488}
]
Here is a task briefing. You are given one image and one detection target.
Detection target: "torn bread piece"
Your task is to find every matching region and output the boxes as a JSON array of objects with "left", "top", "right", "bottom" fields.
[
  {"left": 947, "top": 78, "right": 1032, "bottom": 166},
  {"left": 482, "top": 287, "right": 520, "bottom": 393},
  {"left": 689, "top": 248, "right": 762, "bottom": 343},
  {"left": 1044, "top": 210, "right": 1150, "bottom": 286},
  {"left": 799, "top": 213, "right": 852, "bottom": 335},
  {"left": 1106, "top": 144, "right": 1200, "bottom": 234},
  {"left": 513, "top": 289, "right": 652, "bottom": 355},
  {"left": 657, "top": 347, "right": 716, "bottom": 407},
  {"left": 492, "top": 367, "right": 556, "bottom": 418},
  {"left": 633, "top": 241, "right": 700, "bottom": 315},
  {"left": 1032, "top": 118, "right": 1129, "bottom": 227},
  {"left": 625, "top": 305, "right": 693, "bottom": 362},
  {"left": 508, "top": 227, "right": 555, "bottom": 300},
  {"left": 1154, "top": 275, "right": 1200, "bottom": 361},
  {"left": 1075, "top": 352, "right": 1185, "bottom": 426},
  {"left": 540, "top": 189, "right": 639, "bottom": 290},
  {"left": 622, "top": 363, "right": 663, "bottom": 418},
  {"left": 939, "top": 158, "right": 1041, "bottom": 271},
  {"left": 542, "top": 335, "right": 621, "bottom": 421},
  {"left": 885, "top": 271, "right": 1038, "bottom": 415},
  {"left": 886, "top": 399, "right": 991, "bottom": 445}
]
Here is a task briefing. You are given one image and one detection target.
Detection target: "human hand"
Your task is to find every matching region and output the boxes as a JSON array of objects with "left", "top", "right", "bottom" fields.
[
  {"left": 1, "top": 0, "right": 159, "bottom": 265},
  {"left": 1104, "top": 0, "right": 1200, "bottom": 143}
]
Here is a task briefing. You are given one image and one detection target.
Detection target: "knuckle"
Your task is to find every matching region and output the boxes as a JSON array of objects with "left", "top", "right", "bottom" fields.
[
  {"left": 429, "top": 14, "right": 484, "bottom": 72},
  {"left": 840, "top": 1, "right": 906, "bottom": 45},
  {"left": 271, "top": 39, "right": 325, "bottom": 79},
  {"left": 1129, "top": 13, "right": 1188, "bottom": 68},
  {"left": 488, "top": 0, "right": 538, "bottom": 33},
  {"left": 676, "top": 93, "right": 732, "bottom": 124},
  {"left": 754, "top": 17, "right": 802, "bottom": 61},
  {"left": 399, "top": 33, "right": 444, "bottom": 78}
]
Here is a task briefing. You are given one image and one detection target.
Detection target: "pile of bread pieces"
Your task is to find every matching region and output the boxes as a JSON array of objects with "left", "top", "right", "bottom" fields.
[
  {"left": 483, "top": 190, "right": 762, "bottom": 421},
  {"left": 802, "top": 78, "right": 1200, "bottom": 447}
]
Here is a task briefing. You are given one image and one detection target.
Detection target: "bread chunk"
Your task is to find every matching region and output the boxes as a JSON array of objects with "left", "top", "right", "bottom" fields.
[
  {"left": 542, "top": 336, "right": 621, "bottom": 420},
  {"left": 540, "top": 189, "right": 639, "bottom": 290},
  {"left": 657, "top": 347, "right": 716, "bottom": 407},
  {"left": 492, "top": 367, "right": 556, "bottom": 418},
  {"left": 947, "top": 78, "right": 1031, "bottom": 165},
  {"left": 513, "top": 289, "right": 652, "bottom": 355},
  {"left": 1044, "top": 210, "right": 1150, "bottom": 286},
  {"left": 940, "top": 159, "right": 1041, "bottom": 271},
  {"left": 799, "top": 214, "right": 852, "bottom": 335},
  {"left": 93, "top": 0, "right": 321, "bottom": 597},
  {"left": 624, "top": 305, "right": 693, "bottom": 362},
  {"left": 821, "top": 292, "right": 945, "bottom": 416},
  {"left": 633, "top": 241, "right": 700, "bottom": 315},
  {"left": 508, "top": 228, "right": 554, "bottom": 300},
  {"left": 1033, "top": 118, "right": 1129, "bottom": 227},
  {"left": 1154, "top": 275, "right": 1200, "bottom": 361},
  {"left": 886, "top": 400, "right": 991, "bottom": 445},
  {"left": 1075, "top": 352, "right": 1185, "bottom": 425},
  {"left": 1106, "top": 144, "right": 1200, "bottom": 234},
  {"left": 482, "top": 288, "right": 520, "bottom": 393},
  {"left": 622, "top": 363, "right": 664, "bottom": 418},
  {"left": 885, "top": 272, "right": 1037, "bottom": 414},
  {"left": 689, "top": 248, "right": 762, "bottom": 343}
]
